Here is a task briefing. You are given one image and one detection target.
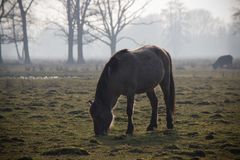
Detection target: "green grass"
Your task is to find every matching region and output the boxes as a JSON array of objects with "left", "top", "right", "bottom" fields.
[{"left": 0, "top": 69, "right": 240, "bottom": 160}]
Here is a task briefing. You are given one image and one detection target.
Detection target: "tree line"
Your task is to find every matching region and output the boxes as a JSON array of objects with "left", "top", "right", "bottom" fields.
[
  {"left": 0, "top": 0, "right": 240, "bottom": 64},
  {"left": 0, "top": 0, "right": 148, "bottom": 64}
]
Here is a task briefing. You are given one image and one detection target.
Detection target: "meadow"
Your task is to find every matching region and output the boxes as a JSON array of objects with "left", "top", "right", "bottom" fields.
[{"left": 0, "top": 64, "right": 240, "bottom": 160}]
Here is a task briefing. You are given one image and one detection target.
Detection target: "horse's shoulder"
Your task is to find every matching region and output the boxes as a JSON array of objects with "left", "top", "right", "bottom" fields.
[
  {"left": 113, "top": 49, "right": 133, "bottom": 60},
  {"left": 107, "top": 50, "right": 128, "bottom": 72},
  {"left": 113, "top": 49, "right": 129, "bottom": 57},
  {"left": 117, "top": 49, "right": 128, "bottom": 54}
]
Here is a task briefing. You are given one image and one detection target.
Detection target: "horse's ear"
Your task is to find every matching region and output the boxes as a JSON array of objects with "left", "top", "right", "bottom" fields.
[{"left": 88, "top": 100, "right": 93, "bottom": 106}]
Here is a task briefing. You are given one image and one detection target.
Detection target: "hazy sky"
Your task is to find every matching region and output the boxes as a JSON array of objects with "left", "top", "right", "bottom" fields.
[
  {"left": 139, "top": 0, "right": 236, "bottom": 23},
  {"left": 3, "top": 0, "right": 239, "bottom": 60}
]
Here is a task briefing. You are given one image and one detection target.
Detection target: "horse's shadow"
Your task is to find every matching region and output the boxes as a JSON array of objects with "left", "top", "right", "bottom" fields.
[{"left": 95, "top": 129, "right": 179, "bottom": 147}]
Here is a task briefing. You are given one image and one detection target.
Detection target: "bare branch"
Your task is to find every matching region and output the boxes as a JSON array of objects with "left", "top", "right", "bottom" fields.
[
  {"left": 85, "top": 20, "right": 110, "bottom": 37},
  {"left": 81, "top": 0, "right": 91, "bottom": 23},
  {"left": 86, "top": 29, "right": 110, "bottom": 45},
  {"left": 25, "top": 0, "right": 34, "bottom": 13},
  {"left": 0, "top": 1, "right": 17, "bottom": 20},
  {"left": 117, "top": 0, "right": 151, "bottom": 34},
  {"left": 90, "top": 0, "right": 151, "bottom": 54},
  {"left": 96, "top": 0, "right": 111, "bottom": 37},
  {"left": 131, "top": 19, "right": 162, "bottom": 25},
  {"left": 48, "top": 21, "right": 69, "bottom": 37},
  {"left": 117, "top": 36, "right": 143, "bottom": 46}
]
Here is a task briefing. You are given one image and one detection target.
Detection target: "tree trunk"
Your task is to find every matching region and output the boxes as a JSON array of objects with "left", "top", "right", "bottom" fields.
[
  {"left": 0, "top": 38, "right": 3, "bottom": 64},
  {"left": 77, "top": 28, "right": 85, "bottom": 64},
  {"left": 67, "top": 0, "right": 74, "bottom": 64},
  {"left": 110, "top": 36, "right": 116, "bottom": 55},
  {"left": 18, "top": 0, "right": 31, "bottom": 64},
  {"left": 12, "top": 13, "right": 22, "bottom": 62},
  {"left": 76, "top": 0, "right": 85, "bottom": 64},
  {"left": 0, "top": 19, "right": 3, "bottom": 64},
  {"left": 67, "top": 29, "right": 74, "bottom": 64}
]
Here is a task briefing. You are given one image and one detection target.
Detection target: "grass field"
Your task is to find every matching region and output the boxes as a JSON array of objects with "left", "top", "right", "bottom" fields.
[{"left": 0, "top": 66, "right": 240, "bottom": 160}]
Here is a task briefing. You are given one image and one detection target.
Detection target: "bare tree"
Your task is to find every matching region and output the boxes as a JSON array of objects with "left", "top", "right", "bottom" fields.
[
  {"left": 50, "top": 0, "right": 95, "bottom": 64},
  {"left": 1, "top": 0, "right": 34, "bottom": 64},
  {"left": 49, "top": 0, "right": 76, "bottom": 64},
  {"left": 10, "top": 7, "right": 23, "bottom": 61},
  {"left": 233, "top": 0, "right": 240, "bottom": 34},
  {"left": 0, "top": 21, "right": 4, "bottom": 63},
  {"left": 0, "top": 0, "right": 17, "bottom": 64},
  {"left": 76, "top": 0, "right": 86, "bottom": 63},
  {"left": 66, "top": 0, "right": 75, "bottom": 64},
  {"left": 17, "top": 0, "right": 34, "bottom": 64},
  {"left": 184, "top": 9, "right": 227, "bottom": 56},
  {"left": 87, "top": 0, "right": 149, "bottom": 55},
  {"left": 76, "top": 0, "right": 93, "bottom": 64},
  {"left": 161, "top": 0, "right": 188, "bottom": 55},
  {"left": 0, "top": 0, "right": 17, "bottom": 19},
  {"left": 186, "top": 9, "right": 225, "bottom": 38}
]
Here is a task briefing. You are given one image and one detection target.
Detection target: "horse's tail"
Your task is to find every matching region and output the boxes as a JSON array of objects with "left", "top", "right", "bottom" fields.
[
  {"left": 163, "top": 49, "right": 175, "bottom": 114},
  {"left": 169, "top": 67, "right": 175, "bottom": 114}
]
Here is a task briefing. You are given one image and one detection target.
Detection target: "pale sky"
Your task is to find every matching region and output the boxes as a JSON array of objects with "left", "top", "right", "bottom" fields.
[
  {"left": 139, "top": 0, "right": 236, "bottom": 23},
  {"left": 3, "top": 0, "right": 239, "bottom": 60},
  {"left": 36, "top": 0, "right": 237, "bottom": 28}
]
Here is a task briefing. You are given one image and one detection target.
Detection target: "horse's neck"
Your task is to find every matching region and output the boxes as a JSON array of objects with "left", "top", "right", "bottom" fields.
[{"left": 96, "top": 91, "right": 119, "bottom": 110}]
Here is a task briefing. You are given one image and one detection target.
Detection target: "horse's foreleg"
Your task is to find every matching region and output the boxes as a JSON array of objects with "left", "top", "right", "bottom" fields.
[
  {"left": 146, "top": 91, "right": 158, "bottom": 131},
  {"left": 126, "top": 95, "right": 134, "bottom": 135}
]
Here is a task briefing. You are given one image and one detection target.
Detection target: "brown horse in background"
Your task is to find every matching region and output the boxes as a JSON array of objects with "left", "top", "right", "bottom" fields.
[
  {"left": 89, "top": 45, "right": 175, "bottom": 136},
  {"left": 213, "top": 55, "right": 233, "bottom": 69}
]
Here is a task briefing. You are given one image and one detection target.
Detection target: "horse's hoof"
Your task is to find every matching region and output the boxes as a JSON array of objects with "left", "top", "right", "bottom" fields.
[
  {"left": 147, "top": 123, "right": 158, "bottom": 131},
  {"left": 146, "top": 126, "right": 154, "bottom": 131},
  {"left": 95, "top": 134, "right": 107, "bottom": 137},
  {"left": 167, "top": 123, "right": 173, "bottom": 129},
  {"left": 126, "top": 133, "right": 133, "bottom": 137},
  {"left": 126, "top": 130, "right": 133, "bottom": 136},
  {"left": 126, "top": 132, "right": 133, "bottom": 136}
]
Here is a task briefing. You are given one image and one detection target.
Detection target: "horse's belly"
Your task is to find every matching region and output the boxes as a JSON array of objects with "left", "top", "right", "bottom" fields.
[
  {"left": 120, "top": 75, "right": 161, "bottom": 95},
  {"left": 120, "top": 54, "right": 164, "bottom": 95},
  {"left": 135, "top": 75, "right": 162, "bottom": 94},
  {"left": 135, "top": 83, "right": 159, "bottom": 94},
  {"left": 133, "top": 63, "right": 164, "bottom": 93}
]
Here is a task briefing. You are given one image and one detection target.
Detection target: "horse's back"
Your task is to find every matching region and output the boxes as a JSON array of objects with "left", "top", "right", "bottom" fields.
[
  {"left": 109, "top": 45, "right": 171, "bottom": 94},
  {"left": 213, "top": 55, "right": 233, "bottom": 69}
]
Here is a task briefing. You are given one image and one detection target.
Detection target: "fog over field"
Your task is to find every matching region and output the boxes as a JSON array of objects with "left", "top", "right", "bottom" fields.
[
  {"left": 1, "top": 1, "right": 240, "bottom": 160},
  {"left": 1, "top": 0, "right": 240, "bottom": 62}
]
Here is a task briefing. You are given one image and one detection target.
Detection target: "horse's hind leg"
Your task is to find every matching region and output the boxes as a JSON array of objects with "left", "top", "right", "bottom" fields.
[
  {"left": 126, "top": 95, "right": 135, "bottom": 135},
  {"left": 160, "top": 76, "right": 174, "bottom": 129},
  {"left": 146, "top": 90, "right": 158, "bottom": 131}
]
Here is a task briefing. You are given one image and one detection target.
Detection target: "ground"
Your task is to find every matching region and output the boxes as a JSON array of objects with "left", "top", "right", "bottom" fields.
[{"left": 0, "top": 65, "right": 240, "bottom": 160}]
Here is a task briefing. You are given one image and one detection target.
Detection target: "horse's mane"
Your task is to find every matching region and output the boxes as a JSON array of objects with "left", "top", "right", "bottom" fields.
[
  {"left": 116, "top": 49, "right": 128, "bottom": 54},
  {"left": 95, "top": 62, "right": 110, "bottom": 102},
  {"left": 95, "top": 49, "right": 128, "bottom": 103}
]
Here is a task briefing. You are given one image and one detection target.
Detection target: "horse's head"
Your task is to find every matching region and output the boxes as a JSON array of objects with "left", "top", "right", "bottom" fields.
[
  {"left": 89, "top": 100, "right": 113, "bottom": 136},
  {"left": 212, "top": 63, "right": 217, "bottom": 69}
]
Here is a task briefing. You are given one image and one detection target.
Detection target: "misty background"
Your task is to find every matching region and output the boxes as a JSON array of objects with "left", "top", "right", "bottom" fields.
[{"left": 1, "top": 0, "right": 240, "bottom": 63}]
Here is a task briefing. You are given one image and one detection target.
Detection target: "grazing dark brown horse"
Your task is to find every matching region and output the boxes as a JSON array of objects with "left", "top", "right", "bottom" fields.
[
  {"left": 89, "top": 45, "right": 175, "bottom": 136},
  {"left": 213, "top": 55, "right": 233, "bottom": 69}
]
